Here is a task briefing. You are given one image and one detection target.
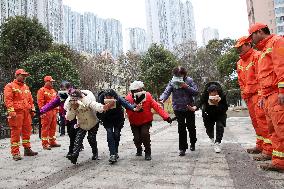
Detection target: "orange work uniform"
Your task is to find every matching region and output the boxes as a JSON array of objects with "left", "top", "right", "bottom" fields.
[
  {"left": 37, "top": 86, "right": 57, "bottom": 147},
  {"left": 255, "top": 34, "right": 284, "bottom": 169},
  {"left": 237, "top": 48, "right": 272, "bottom": 156},
  {"left": 4, "top": 80, "right": 35, "bottom": 156}
]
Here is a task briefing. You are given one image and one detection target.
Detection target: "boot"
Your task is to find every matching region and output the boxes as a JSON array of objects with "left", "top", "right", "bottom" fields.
[
  {"left": 24, "top": 148, "right": 38, "bottom": 156},
  {"left": 260, "top": 163, "right": 284, "bottom": 173},
  {"left": 179, "top": 150, "right": 186, "bottom": 156},
  {"left": 66, "top": 152, "right": 72, "bottom": 159},
  {"left": 116, "top": 153, "right": 119, "bottom": 159},
  {"left": 145, "top": 153, "right": 152, "bottom": 161},
  {"left": 190, "top": 143, "right": 195, "bottom": 151},
  {"left": 49, "top": 142, "right": 61, "bottom": 148},
  {"left": 136, "top": 147, "right": 142, "bottom": 156},
  {"left": 43, "top": 145, "right": 51, "bottom": 150},
  {"left": 13, "top": 154, "right": 23, "bottom": 161},
  {"left": 253, "top": 154, "right": 272, "bottom": 161},
  {"left": 67, "top": 154, "right": 78, "bottom": 164},
  {"left": 91, "top": 146, "right": 98, "bottom": 160},
  {"left": 247, "top": 147, "right": 262, "bottom": 154}
]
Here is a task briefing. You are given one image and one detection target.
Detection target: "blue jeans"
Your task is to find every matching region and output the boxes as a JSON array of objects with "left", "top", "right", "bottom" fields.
[{"left": 105, "top": 126, "right": 122, "bottom": 155}]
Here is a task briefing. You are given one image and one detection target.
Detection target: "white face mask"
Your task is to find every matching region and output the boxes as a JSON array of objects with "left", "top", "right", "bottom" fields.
[{"left": 133, "top": 91, "right": 146, "bottom": 104}]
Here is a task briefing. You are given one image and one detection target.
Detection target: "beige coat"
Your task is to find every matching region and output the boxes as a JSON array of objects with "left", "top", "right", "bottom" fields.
[{"left": 64, "top": 90, "right": 104, "bottom": 130}]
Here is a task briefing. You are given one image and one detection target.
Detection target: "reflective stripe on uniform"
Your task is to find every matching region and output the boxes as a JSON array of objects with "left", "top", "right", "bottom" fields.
[
  {"left": 22, "top": 140, "right": 30, "bottom": 144},
  {"left": 256, "top": 135, "right": 264, "bottom": 140},
  {"left": 278, "top": 82, "right": 284, "bottom": 88},
  {"left": 42, "top": 137, "right": 49, "bottom": 141},
  {"left": 260, "top": 48, "right": 273, "bottom": 60},
  {"left": 11, "top": 142, "right": 20, "bottom": 147},
  {"left": 245, "top": 62, "right": 254, "bottom": 70},
  {"left": 263, "top": 138, "right": 272, "bottom": 144},
  {"left": 7, "top": 107, "right": 15, "bottom": 113},
  {"left": 272, "top": 150, "right": 284, "bottom": 158}
]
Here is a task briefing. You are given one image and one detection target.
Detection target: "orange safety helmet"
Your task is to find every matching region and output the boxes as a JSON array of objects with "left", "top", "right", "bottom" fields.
[
  {"left": 234, "top": 36, "right": 252, "bottom": 48},
  {"left": 248, "top": 23, "right": 268, "bottom": 36}
]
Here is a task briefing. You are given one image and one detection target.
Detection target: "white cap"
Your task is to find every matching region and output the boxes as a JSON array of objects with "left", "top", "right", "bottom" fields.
[{"left": 129, "top": 81, "right": 144, "bottom": 91}]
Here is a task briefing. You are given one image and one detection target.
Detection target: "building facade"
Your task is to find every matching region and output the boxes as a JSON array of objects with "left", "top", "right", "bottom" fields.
[
  {"left": 145, "top": 0, "right": 196, "bottom": 50},
  {"left": 246, "top": 0, "right": 277, "bottom": 33},
  {"left": 274, "top": 0, "right": 284, "bottom": 35},
  {"left": 127, "top": 27, "right": 147, "bottom": 53},
  {"left": 202, "top": 27, "right": 219, "bottom": 46}
]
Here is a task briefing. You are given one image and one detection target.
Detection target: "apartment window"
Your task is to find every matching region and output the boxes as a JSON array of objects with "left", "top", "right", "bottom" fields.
[{"left": 278, "top": 26, "right": 284, "bottom": 33}]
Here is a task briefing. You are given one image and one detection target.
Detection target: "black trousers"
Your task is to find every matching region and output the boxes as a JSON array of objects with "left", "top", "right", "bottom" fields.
[
  {"left": 174, "top": 110, "right": 197, "bottom": 151},
  {"left": 203, "top": 114, "right": 226, "bottom": 143},
  {"left": 72, "top": 123, "right": 99, "bottom": 157},
  {"left": 131, "top": 123, "right": 151, "bottom": 154},
  {"left": 67, "top": 119, "right": 78, "bottom": 154}
]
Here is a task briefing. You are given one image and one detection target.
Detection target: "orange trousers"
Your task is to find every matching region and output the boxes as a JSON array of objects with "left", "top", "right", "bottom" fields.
[
  {"left": 247, "top": 94, "right": 272, "bottom": 155},
  {"left": 8, "top": 109, "right": 32, "bottom": 155},
  {"left": 41, "top": 111, "right": 57, "bottom": 146},
  {"left": 264, "top": 92, "right": 284, "bottom": 169}
]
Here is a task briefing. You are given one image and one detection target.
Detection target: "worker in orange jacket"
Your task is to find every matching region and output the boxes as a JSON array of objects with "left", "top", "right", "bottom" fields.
[
  {"left": 37, "top": 76, "right": 61, "bottom": 150},
  {"left": 235, "top": 36, "right": 272, "bottom": 160},
  {"left": 4, "top": 69, "right": 38, "bottom": 161},
  {"left": 249, "top": 23, "right": 284, "bottom": 172}
]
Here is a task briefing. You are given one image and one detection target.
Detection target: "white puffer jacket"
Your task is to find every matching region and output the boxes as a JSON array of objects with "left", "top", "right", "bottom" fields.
[{"left": 64, "top": 90, "right": 104, "bottom": 130}]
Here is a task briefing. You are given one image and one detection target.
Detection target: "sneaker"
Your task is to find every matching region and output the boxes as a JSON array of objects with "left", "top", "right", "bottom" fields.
[
  {"left": 109, "top": 155, "right": 117, "bottom": 163},
  {"left": 260, "top": 163, "right": 284, "bottom": 173},
  {"left": 179, "top": 150, "right": 185, "bottom": 156},
  {"left": 92, "top": 153, "right": 98, "bottom": 160},
  {"left": 145, "top": 153, "right": 152, "bottom": 161},
  {"left": 214, "top": 142, "right": 221, "bottom": 153},
  {"left": 116, "top": 153, "right": 119, "bottom": 159},
  {"left": 24, "top": 148, "right": 38, "bottom": 156},
  {"left": 12, "top": 154, "right": 23, "bottom": 161}
]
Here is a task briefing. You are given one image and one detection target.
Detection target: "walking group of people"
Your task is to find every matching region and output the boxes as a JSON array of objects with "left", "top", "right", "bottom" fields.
[
  {"left": 3, "top": 65, "right": 228, "bottom": 165},
  {"left": 2, "top": 22, "right": 283, "bottom": 173},
  {"left": 234, "top": 22, "right": 284, "bottom": 173}
]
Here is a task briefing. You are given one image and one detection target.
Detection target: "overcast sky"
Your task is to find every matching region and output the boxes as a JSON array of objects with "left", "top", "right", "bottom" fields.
[{"left": 62, "top": 0, "right": 249, "bottom": 47}]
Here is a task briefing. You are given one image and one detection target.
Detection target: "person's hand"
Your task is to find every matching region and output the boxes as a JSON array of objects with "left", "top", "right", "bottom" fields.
[
  {"left": 187, "top": 105, "right": 197, "bottom": 112},
  {"left": 134, "top": 104, "right": 142, "bottom": 111},
  {"left": 8, "top": 112, "right": 16, "bottom": 119},
  {"left": 258, "top": 98, "right": 264, "bottom": 108},
  {"left": 278, "top": 93, "right": 284, "bottom": 106},
  {"left": 210, "top": 99, "right": 219, "bottom": 106},
  {"left": 70, "top": 101, "right": 79, "bottom": 110},
  {"left": 165, "top": 117, "right": 172, "bottom": 124},
  {"left": 180, "top": 83, "right": 188, "bottom": 89},
  {"left": 103, "top": 101, "right": 115, "bottom": 111}
]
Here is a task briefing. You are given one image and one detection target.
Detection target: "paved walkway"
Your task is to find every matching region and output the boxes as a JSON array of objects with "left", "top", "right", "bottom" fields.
[{"left": 0, "top": 116, "right": 283, "bottom": 189}]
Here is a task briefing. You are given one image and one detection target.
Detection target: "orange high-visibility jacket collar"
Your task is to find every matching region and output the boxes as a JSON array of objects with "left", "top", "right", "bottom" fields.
[
  {"left": 44, "top": 76, "right": 55, "bottom": 82},
  {"left": 15, "top": 69, "right": 29, "bottom": 76},
  {"left": 235, "top": 36, "right": 252, "bottom": 48},
  {"left": 249, "top": 23, "right": 268, "bottom": 36}
]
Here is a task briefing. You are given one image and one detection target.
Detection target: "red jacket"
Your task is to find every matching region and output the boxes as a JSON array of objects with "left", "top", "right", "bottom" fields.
[
  {"left": 125, "top": 92, "right": 169, "bottom": 126},
  {"left": 237, "top": 48, "right": 261, "bottom": 99},
  {"left": 255, "top": 34, "right": 284, "bottom": 96}
]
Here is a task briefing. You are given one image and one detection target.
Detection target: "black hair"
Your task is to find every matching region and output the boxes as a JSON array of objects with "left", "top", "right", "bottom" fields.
[
  {"left": 207, "top": 84, "right": 219, "bottom": 93},
  {"left": 172, "top": 66, "right": 187, "bottom": 77},
  {"left": 60, "top": 81, "right": 72, "bottom": 89},
  {"left": 260, "top": 27, "right": 270, "bottom": 35}
]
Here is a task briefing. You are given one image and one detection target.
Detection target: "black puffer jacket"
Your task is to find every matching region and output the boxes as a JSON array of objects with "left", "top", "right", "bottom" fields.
[
  {"left": 197, "top": 82, "right": 228, "bottom": 119},
  {"left": 97, "top": 89, "right": 135, "bottom": 127}
]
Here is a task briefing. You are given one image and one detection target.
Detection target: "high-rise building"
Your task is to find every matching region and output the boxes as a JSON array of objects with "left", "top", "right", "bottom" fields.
[
  {"left": 145, "top": 0, "right": 196, "bottom": 50},
  {"left": 37, "top": 0, "right": 63, "bottom": 43},
  {"left": 104, "top": 18, "right": 123, "bottom": 57},
  {"left": 202, "top": 27, "right": 219, "bottom": 46},
  {"left": 274, "top": 0, "right": 284, "bottom": 35},
  {"left": 246, "top": 0, "right": 277, "bottom": 33},
  {"left": 127, "top": 27, "right": 147, "bottom": 53}
]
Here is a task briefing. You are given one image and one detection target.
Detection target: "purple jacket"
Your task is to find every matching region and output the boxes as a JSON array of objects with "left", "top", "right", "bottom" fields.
[
  {"left": 160, "top": 77, "right": 198, "bottom": 111},
  {"left": 40, "top": 96, "right": 64, "bottom": 115}
]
